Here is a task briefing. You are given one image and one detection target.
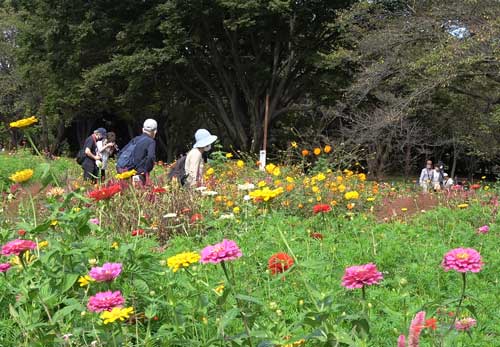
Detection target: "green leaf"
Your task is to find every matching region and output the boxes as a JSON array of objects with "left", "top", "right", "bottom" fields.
[
  {"left": 218, "top": 308, "right": 239, "bottom": 334},
  {"left": 235, "top": 294, "right": 263, "bottom": 306},
  {"left": 61, "top": 274, "right": 79, "bottom": 293},
  {"left": 145, "top": 304, "right": 157, "bottom": 319}
]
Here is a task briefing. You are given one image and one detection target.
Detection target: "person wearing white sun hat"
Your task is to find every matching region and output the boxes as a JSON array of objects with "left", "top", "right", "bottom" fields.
[{"left": 184, "top": 129, "right": 218, "bottom": 187}]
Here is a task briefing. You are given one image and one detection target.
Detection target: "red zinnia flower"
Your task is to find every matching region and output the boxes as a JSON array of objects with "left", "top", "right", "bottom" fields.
[
  {"left": 190, "top": 214, "right": 203, "bottom": 224},
  {"left": 313, "top": 204, "right": 331, "bottom": 214},
  {"left": 268, "top": 253, "right": 294, "bottom": 275},
  {"left": 310, "top": 232, "right": 324, "bottom": 240},
  {"left": 131, "top": 229, "right": 145, "bottom": 237},
  {"left": 152, "top": 187, "right": 166, "bottom": 194},
  {"left": 88, "top": 184, "right": 121, "bottom": 201},
  {"left": 425, "top": 318, "right": 438, "bottom": 330},
  {"left": 470, "top": 184, "right": 481, "bottom": 190}
]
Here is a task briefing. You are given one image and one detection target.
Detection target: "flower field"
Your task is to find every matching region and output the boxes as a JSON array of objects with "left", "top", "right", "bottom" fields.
[{"left": 1, "top": 149, "right": 499, "bottom": 347}]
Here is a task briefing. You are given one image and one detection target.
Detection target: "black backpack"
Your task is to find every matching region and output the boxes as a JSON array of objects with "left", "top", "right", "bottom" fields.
[
  {"left": 168, "top": 155, "right": 187, "bottom": 185},
  {"left": 76, "top": 136, "right": 96, "bottom": 165}
]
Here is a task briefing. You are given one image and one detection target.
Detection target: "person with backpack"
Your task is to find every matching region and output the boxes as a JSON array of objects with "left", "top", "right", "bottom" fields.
[
  {"left": 78, "top": 128, "right": 107, "bottom": 182},
  {"left": 184, "top": 129, "right": 217, "bottom": 188},
  {"left": 116, "top": 119, "right": 157, "bottom": 185}
]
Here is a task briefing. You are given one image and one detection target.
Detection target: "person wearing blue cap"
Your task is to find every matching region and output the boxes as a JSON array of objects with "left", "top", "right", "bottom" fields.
[{"left": 81, "top": 128, "right": 107, "bottom": 182}]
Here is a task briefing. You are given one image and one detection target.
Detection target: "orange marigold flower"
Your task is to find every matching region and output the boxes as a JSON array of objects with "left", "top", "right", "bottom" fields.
[
  {"left": 313, "top": 147, "right": 321, "bottom": 156},
  {"left": 301, "top": 149, "right": 309, "bottom": 157},
  {"left": 324, "top": 145, "right": 332, "bottom": 153}
]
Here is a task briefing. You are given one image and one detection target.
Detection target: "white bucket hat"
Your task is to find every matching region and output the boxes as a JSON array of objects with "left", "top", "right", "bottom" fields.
[
  {"left": 143, "top": 119, "right": 158, "bottom": 132},
  {"left": 193, "top": 129, "right": 218, "bottom": 148}
]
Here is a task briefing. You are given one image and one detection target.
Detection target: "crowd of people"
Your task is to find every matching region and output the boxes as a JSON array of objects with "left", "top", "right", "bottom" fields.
[
  {"left": 80, "top": 119, "right": 460, "bottom": 193},
  {"left": 79, "top": 119, "right": 217, "bottom": 188},
  {"left": 419, "top": 159, "right": 454, "bottom": 192}
]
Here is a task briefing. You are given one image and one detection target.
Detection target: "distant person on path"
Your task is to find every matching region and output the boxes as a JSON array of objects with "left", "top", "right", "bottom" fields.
[
  {"left": 96, "top": 131, "right": 117, "bottom": 181},
  {"left": 432, "top": 164, "right": 442, "bottom": 191},
  {"left": 185, "top": 129, "right": 217, "bottom": 188},
  {"left": 419, "top": 159, "right": 435, "bottom": 193},
  {"left": 81, "top": 128, "right": 107, "bottom": 182},
  {"left": 116, "top": 119, "right": 157, "bottom": 185},
  {"left": 443, "top": 173, "right": 454, "bottom": 189}
]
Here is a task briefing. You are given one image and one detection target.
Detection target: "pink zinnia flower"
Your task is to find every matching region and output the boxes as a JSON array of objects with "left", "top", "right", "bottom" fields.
[
  {"left": 1, "top": 239, "right": 37, "bottom": 256},
  {"left": 397, "top": 335, "right": 406, "bottom": 347},
  {"left": 0, "top": 263, "right": 11, "bottom": 273},
  {"left": 341, "top": 263, "right": 383, "bottom": 289},
  {"left": 200, "top": 239, "right": 242, "bottom": 264},
  {"left": 455, "top": 317, "right": 477, "bottom": 331},
  {"left": 89, "top": 263, "right": 122, "bottom": 282},
  {"left": 442, "top": 248, "right": 483, "bottom": 273},
  {"left": 87, "top": 291, "right": 125, "bottom": 312},
  {"left": 477, "top": 225, "right": 489, "bottom": 234},
  {"left": 408, "top": 311, "right": 426, "bottom": 347}
]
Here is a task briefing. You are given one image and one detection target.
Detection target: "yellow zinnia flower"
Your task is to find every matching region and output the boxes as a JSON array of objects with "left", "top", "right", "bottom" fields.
[
  {"left": 457, "top": 203, "right": 469, "bottom": 209},
  {"left": 226, "top": 153, "right": 233, "bottom": 159},
  {"left": 38, "top": 241, "right": 49, "bottom": 249},
  {"left": 344, "top": 191, "right": 360, "bottom": 200},
  {"left": 100, "top": 307, "right": 134, "bottom": 324},
  {"left": 167, "top": 252, "right": 201, "bottom": 272},
  {"left": 115, "top": 169, "right": 137, "bottom": 180},
  {"left": 206, "top": 168, "right": 215, "bottom": 176},
  {"left": 9, "top": 116, "right": 38, "bottom": 128},
  {"left": 236, "top": 160, "right": 245, "bottom": 168},
  {"left": 214, "top": 283, "right": 225, "bottom": 295},
  {"left": 291, "top": 141, "right": 298, "bottom": 148},
  {"left": 78, "top": 275, "right": 95, "bottom": 287},
  {"left": 9, "top": 169, "right": 34, "bottom": 183}
]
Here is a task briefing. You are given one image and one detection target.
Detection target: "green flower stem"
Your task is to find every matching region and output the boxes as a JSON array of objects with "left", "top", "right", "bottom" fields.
[
  {"left": 220, "top": 261, "right": 253, "bottom": 347},
  {"left": 26, "top": 133, "right": 60, "bottom": 187}
]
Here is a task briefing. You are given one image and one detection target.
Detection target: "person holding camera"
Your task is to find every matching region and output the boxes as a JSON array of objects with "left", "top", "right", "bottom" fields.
[{"left": 96, "top": 131, "right": 117, "bottom": 181}]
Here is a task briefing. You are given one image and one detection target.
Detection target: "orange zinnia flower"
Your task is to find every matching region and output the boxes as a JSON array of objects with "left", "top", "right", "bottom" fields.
[
  {"left": 313, "top": 148, "right": 321, "bottom": 156},
  {"left": 301, "top": 149, "right": 309, "bottom": 156},
  {"left": 324, "top": 145, "right": 332, "bottom": 153}
]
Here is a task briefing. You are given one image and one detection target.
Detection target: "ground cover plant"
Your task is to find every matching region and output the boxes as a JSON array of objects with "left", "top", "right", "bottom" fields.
[{"left": 1, "top": 123, "right": 499, "bottom": 346}]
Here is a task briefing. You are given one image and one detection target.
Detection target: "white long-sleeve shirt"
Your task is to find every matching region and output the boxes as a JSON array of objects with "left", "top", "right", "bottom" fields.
[
  {"left": 184, "top": 148, "right": 204, "bottom": 187},
  {"left": 419, "top": 168, "right": 435, "bottom": 186}
]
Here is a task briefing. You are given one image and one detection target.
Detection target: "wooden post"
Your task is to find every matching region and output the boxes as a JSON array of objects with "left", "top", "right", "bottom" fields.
[
  {"left": 263, "top": 94, "right": 270, "bottom": 151},
  {"left": 259, "top": 95, "right": 270, "bottom": 171}
]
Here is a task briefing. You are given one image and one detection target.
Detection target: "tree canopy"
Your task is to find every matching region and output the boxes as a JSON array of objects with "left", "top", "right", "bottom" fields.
[{"left": 1, "top": 0, "right": 499, "bottom": 176}]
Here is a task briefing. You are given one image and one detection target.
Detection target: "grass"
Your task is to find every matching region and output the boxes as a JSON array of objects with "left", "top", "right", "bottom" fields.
[{"left": 0, "top": 152, "right": 498, "bottom": 346}]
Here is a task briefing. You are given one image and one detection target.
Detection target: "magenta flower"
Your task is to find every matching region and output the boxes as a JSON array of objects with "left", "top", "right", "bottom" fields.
[
  {"left": 89, "top": 218, "right": 100, "bottom": 225},
  {"left": 341, "top": 263, "right": 383, "bottom": 289},
  {"left": 87, "top": 291, "right": 125, "bottom": 312},
  {"left": 477, "top": 225, "right": 489, "bottom": 234},
  {"left": 200, "top": 239, "right": 242, "bottom": 264},
  {"left": 1, "top": 239, "right": 37, "bottom": 256},
  {"left": 397, "top": 335, "right": 406, "bottom": 347},
  {"left": 0, "top": 263, "right": 12, "bottom": 273},
  {"left": 455, "top": 317, "right": 477, "bottom": 331},
  {"left": 442, "top": 248, "right": 483, "bottom": 273},
  {"left": 89, "top": 263, "right": 122, "bottom": 282},
  {"left": 408, "top": 311, "right": 426, "bottom": 347}
]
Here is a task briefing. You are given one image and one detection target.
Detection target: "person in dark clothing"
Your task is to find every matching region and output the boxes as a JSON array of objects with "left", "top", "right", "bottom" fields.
[
  {"left": 117, "top": 119, "right": 157, "bottom": 185},
  {"left": 81, "top": 128, "right": 107, "bottom": 182}
]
